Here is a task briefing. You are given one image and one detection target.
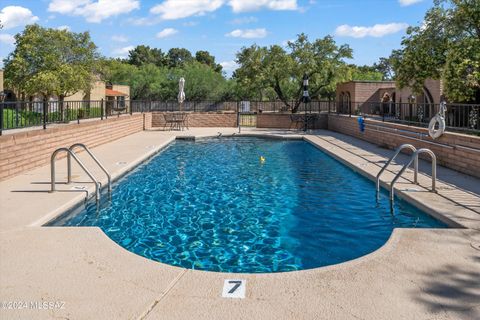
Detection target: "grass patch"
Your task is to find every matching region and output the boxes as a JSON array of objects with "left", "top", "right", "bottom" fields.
[
  {"left": 3, "top": 109, "right": 27, "bottom": 129},
  {"left": 2, "top": 106, "right": 104, "bottom": 129}
]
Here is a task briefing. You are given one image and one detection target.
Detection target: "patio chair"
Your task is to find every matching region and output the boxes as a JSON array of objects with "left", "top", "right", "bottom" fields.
[
  {"left": 180, "top": 113, "right": 189, "bottom": 130},
  {"left": 163, "top": 113, "right": 177, "bottom": 130}
]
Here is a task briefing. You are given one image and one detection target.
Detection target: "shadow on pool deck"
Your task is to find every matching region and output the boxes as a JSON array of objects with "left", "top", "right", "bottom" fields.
[{"left": 412, "top": 258, "right": 480, "bottom": 320}]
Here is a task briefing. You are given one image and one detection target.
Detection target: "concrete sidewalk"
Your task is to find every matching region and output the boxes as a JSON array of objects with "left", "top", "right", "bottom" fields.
[{"left": 0, "top": 128, "right": 479, "bottom": 319}]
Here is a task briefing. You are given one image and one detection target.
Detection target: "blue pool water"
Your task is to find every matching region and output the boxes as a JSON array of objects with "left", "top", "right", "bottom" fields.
[{"left": 51, "top": 137, "right": 446, "bottom": 273}]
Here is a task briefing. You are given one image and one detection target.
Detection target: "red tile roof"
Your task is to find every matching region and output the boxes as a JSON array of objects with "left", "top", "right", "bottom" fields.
[{"left": 105, "top": 88, "right": 128, "bottom": 96}]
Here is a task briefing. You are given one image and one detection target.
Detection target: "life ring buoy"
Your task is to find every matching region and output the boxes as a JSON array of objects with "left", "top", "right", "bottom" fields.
[{"left": 428, "top": 114, "right": 445, "bottom": 139}]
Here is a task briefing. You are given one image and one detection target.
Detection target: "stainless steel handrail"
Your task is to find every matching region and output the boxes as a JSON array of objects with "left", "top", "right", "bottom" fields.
[
  {"left": 50, "top": 147, "right": 101, "bottom": 202},
  {"left": 390, "top": 148, "right": 437, "bottom": 201},
  {"left": 68, "top": 143, "right": 111, "bottom": 193},
  {"left": 376, "top": 144, "right": 417, "bottom": 193}
]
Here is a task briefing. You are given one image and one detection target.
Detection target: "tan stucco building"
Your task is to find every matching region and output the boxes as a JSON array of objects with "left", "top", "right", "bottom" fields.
[
  {"left": 64, "top": 81, "right": 130, "bottom": 102},
  {"left": 336, "top": 81, "right": 396, "bottom": 113},
  {"left": 336, "top": 79, "right": 443, "bottom": 118}
]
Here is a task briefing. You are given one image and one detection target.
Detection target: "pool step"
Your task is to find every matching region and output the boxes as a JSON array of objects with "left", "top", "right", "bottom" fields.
[{"left": 176, "top": 136, "right": 196, "bottom": 141}]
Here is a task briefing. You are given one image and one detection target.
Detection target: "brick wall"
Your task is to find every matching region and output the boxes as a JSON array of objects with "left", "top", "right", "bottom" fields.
[
  {"left": 0, "top": 114, "right": 145, "bottom": 181},
  {"left": 328, "top": 114, "right": 480, "bottom": 178},
  {"left": 336, "top": 82, "right": 396, "bottom": 105},
  {"left": 151, "top": 112, "right": 237, "bottom": 128},
  {"left": 257, "top": 113, "right": 328, "bottom": 129},
  {"left": 143, "top": 112, "right": 152, "bottom": 130}
]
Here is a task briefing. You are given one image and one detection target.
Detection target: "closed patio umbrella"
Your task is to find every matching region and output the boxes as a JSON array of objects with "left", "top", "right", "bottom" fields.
[{"left": 178, "top": 77, "right": 185, "bottom": 111}]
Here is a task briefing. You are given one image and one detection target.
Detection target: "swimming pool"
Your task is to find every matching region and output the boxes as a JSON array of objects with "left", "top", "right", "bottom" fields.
[{"left": 50, "top": 137, "right": 446, "bottom": 273}]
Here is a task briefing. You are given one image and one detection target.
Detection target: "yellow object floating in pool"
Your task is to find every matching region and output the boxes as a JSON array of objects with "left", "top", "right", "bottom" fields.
[{"left": 260, "top": 156, "right": 266, "bottom": 163}]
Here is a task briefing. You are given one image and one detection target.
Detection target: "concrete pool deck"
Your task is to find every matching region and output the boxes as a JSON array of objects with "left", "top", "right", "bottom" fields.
[{"left": 0, "top": 128, "right": 479, "bottom": 319}]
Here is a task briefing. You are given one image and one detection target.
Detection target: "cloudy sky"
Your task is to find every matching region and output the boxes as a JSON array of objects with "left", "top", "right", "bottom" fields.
[{"left": 0, "top": 0, "right": 432, "bottom": 74}]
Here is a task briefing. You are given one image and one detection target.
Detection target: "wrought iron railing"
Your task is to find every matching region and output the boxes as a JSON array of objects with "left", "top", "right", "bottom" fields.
[
  {"left": 336, "top": 101, "right": 480, "bottom": 134},
  {"left": 1, "top": 98, "right": 478, "bottom": 134},
  {"left": 0, "top": 99, "right": 131, "bottom": 134},
  {"left": 0, "top": 99, "right": 336, "bottom": 134}
]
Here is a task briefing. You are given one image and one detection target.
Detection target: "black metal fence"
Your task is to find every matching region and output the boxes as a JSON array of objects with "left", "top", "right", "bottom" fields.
[
  {"left": 0, "top": 99, "right": 336, "bottom": 134},
  {"left": 337, "top": 101, "right": 480, "bottom": 134},
  {"left": 130, "top": 100, "right": 335, "bottom": 113},
  {"left": 0, "top": 99, "right": 131, "bottom": 134},
  {"left": 1, "top": 98, "right": 478, "bottom": 134}
]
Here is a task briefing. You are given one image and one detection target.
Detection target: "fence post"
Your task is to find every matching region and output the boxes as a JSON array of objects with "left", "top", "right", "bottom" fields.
[
  {"left": 477, "top": 105, "right": 480, "bottom": 131},
  {"left": 101, "top": 99, "right": 104, "bottom": 120},
  {"left": 129, "top": 99, "right": 133, "bottom": 115},
  {"left": 0, "top": 101, "right": 3, "bottom": 136},
  {"left": 43, "top": 97, "right": 47, "bottom": 130},
  {"left": 15, "top": 104, "right": 19, "bottom": 128},
  {"left": 349, "top": 102, "right": 352, "bottom": 117},
  {"left": 236, "top": 101, "right": 240, "bottom": 129}
]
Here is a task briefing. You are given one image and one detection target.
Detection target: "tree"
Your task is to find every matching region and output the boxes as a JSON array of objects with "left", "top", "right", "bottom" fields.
[
  {"left": 234, "top": 33, "right": 352, "bottom": 112},
  {"left": 128, "top": 45, "right": 166, "bottom": 67},
  {"left": 102, "top": 59, "right": 229, "bottom": 101},
  {"left": 393, "top": 0, "right": 480, "bottom": 102},
  {"left": 4, "top": 24, "right": 99, "bottom": 106},
  {"left": 180, "top": 61, "right": 227, "bottom": 100},
  {"left": 195, "top": 50, "right": 222, "bottom": 73},
  {"left": 348, "top": 64, "right": 383, "bottom": 81},
  {"left": 167, "top": 48, "right": 193, "bottom": 68},
  {"left": 234, "top": 45, "right": 270, "bottom": 100},
  {"left": 373, "top": 56, "right": 396, "bottom": 80}
]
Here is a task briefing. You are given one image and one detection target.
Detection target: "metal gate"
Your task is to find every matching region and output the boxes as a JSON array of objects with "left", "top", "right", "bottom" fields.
[
  {"left": 238, "top": 112, "right": 257, "bottom": 127},
  {"left": 237, "top": 101, "right": 256, "bottom": 132}
]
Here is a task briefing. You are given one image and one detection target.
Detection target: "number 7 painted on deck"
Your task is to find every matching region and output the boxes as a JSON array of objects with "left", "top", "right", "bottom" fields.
[{"left": 222, "top": 279, "right": 246, "bottom": 298}]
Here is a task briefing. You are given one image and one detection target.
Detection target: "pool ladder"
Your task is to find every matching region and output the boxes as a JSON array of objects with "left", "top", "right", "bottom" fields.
[
  {"left": 50, "top": 143, "right": 111, "bottom": 204},
  {"left": 376, "top": 144, "right": 437, "bottom": 202}
]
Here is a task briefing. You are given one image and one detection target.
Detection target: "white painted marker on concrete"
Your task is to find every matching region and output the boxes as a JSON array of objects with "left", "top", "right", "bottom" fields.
[{"left": 222, "top": 279, "right": 246, "bottom": 299}]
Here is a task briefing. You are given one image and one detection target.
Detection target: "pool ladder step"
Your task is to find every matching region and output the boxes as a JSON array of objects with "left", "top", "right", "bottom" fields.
[
  {"left": 376, "top": 144, "right": 437, "bottom": 202},
  {"left": 50, "top": 143, "right": 111, "bottom": 204}
]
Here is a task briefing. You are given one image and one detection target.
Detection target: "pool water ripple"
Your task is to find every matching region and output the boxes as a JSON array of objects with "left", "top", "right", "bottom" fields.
[{"left": 51, "top": 137, "right": 445, "bottom": 273}]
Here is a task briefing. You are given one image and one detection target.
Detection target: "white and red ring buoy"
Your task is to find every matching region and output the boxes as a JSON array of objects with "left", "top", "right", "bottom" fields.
[{"left": 428, "top": 114, "right": 446, "bottom": 139}]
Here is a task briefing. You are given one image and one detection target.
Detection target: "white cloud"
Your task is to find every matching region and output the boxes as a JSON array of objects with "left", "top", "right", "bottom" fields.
[
  {"left": 156, "top": 28, "right": 178, "bottom": 38},
  {"left": 48, "top": 0, "right": 139, "bottom": 23},
  {"left": 228, "top": 0, "right": 297, "bottom": 13},
  {"left": 112, "top": 45, "right": 134, "bottom": 58},
  {"left": 145, "top": 0, "right": 295, "bottom": 22},
  {"left": 0, "top": 6, "right": 39, "bottom": 29},
  {"left": 128, "top": 16, "right": 159, "bottom": 26},
  {"left": 0, "top": 33, "right": 15, "bottom": 46},
  {"left": 56, "top": 25, "right": 70, "bottom": 31},
  {"left": 226, "top": 28, "right": 267, "bottom": 38},
  {"left": 398, "top": 0, "right": 423, "bottom": 6},
  {"left": 150, "top": 0, "right": 224, "bottom": 20},
  {"left": 335, "top": 23, "right": 408, "bottom": 38},
  {"left": 47, "top": 0, "right": 89, "bottom": 14},
  {"left": 182, "top": 21, "right": 198, "bottom": 27},
  {"left": 230, "top": 16, "right": 258, "bottom": 24},
  {"left": 220, "top": 60, "right": 239, "bottom": 72},
  {"left": 112, "top": 35, "right": 128, "bottom": 42}
]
